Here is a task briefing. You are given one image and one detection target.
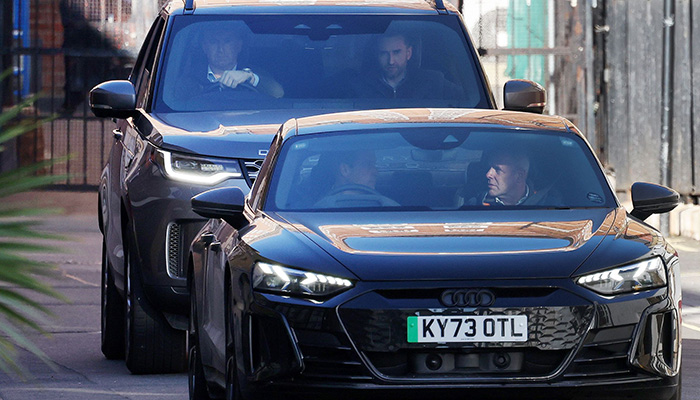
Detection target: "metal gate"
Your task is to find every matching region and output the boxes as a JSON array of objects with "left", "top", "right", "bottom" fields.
[
  {"left": 1, "top": 0, "right": 159, "bottom": 189},
  {"left": 465, "top": 0, "right": 598, "bottom": 154}
]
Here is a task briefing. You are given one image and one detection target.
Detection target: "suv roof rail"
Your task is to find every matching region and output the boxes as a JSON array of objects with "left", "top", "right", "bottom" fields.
[
  {"left": 184, "top": 0, "right": 194, "bottom": 11},
  {"left": 434, "top": 0, "right": 446, "bottom": 11}
]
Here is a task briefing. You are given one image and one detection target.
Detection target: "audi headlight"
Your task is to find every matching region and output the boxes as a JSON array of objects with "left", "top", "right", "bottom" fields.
[
  {"left": 252, "top": 262, "right": 353, "bottom": 297},
  {"left": 576, "top": 257, "right": 667, "bottom": 295},
  {"left": 156, "top": 150, "right": 242, "bottom": 185}
]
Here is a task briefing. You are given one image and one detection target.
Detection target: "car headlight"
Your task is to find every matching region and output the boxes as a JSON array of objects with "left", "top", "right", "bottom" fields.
[
  {"left": 156, "top": 150, "right": 242, "bottom": 185},
  {"left": 252, "top": 262, "right": 353, "bottom": 297},
  {"left": 576, "top": 257, "right": 667, "bottom": 295}
]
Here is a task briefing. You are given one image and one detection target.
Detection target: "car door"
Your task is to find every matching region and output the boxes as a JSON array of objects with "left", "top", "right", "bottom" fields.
[
  {"left": 103, "top": 16, "right": 166, "bottom": 290},
  {"left": 201, "top": 223, "right": 228, "bottom": 370}
]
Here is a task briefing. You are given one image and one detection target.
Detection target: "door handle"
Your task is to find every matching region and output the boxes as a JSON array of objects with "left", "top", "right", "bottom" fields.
[{"left": 113, "top": 129, "right": 123, "bottom": 140}]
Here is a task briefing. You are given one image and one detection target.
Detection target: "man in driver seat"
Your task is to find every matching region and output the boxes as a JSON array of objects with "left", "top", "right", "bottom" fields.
[
  {"left": 182, "top": 26, "right": 284, "bottom": 98},
  {"left": 466, "top": 148, "right": 562, "bottom": 206}
]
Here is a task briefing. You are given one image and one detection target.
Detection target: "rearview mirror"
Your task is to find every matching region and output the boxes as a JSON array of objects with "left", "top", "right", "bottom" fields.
[
  {"left": 89, "top": 80, "right": 137, "bottom": 119},
  {"left": 503, "top": 79, "right": 546, "bottom": 114},
  {"left": 191, "top": 187, "right": 249, "bottom": 230},
  {"left": 630, "top": 182, "right": 680, "bottom": 221}
]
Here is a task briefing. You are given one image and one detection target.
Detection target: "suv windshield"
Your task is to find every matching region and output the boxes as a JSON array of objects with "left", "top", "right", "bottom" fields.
[
  {"left": 266, "top": 127, "right": 616, "bottom": 211},
  {"left": 155, "top": 15, "right": 490, "bottom": 112}
]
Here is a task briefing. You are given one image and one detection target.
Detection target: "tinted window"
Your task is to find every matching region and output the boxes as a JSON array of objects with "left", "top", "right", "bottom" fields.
[
  {"left": 135, "top": 17, "right": 165, "bottom": 108},
  {"left": 154, "top": 15, "right": 490, "bottom": 112},
  {"left": 265, "top": 127, "right": 615, "bottom": 211}
]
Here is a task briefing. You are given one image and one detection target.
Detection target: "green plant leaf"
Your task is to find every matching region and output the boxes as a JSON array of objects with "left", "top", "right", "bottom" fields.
[{"left": 0, "top": 68, "right": 70, "bottom": 378}]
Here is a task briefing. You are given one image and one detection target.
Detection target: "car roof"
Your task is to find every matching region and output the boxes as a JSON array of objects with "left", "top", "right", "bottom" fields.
[
  {"left": 164, "top": 0, "right": 455, "bottom": 15},
  {"left": 286, "top": 108, "right": 576, "bottom": 137}
]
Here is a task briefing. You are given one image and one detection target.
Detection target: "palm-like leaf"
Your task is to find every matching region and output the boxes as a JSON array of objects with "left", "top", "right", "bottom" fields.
[{"left": 0, "top": 70, "right": 69, "bottom": 376}]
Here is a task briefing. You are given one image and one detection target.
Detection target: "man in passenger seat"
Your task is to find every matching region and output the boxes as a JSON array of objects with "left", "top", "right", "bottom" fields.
[
  {"left": 351, "top": 32, "right": 463, "bottom": 100},
  {"left": 314, "top": 150, "right": 399, "bottom": 208}
]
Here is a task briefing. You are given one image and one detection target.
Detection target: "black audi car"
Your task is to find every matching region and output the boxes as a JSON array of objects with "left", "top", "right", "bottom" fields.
[
  {"left": 188, "top": 109, "right": 681, "bottom": 400},
  {"left": 88, "top": 0, "right": 547, "bottom": 374}
]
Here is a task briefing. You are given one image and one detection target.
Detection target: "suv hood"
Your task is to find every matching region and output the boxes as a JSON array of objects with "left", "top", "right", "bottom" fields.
[
  {"left": 149, "top": 109, "right": 353, "bottom": 159},
  {"left": 276, "top": 208, "right": 622, "bottom": 281}
]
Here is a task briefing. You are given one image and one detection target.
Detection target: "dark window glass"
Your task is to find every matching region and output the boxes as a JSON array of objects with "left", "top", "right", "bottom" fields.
[
  {"left": 154, "top": 15, "right": 490, "bottom": 113},
  {"left": 136, "top": 17, "right": 165, "bottom": 109},
  {"left": 264, "top": 127, "right": 616, "bottom": 211}
]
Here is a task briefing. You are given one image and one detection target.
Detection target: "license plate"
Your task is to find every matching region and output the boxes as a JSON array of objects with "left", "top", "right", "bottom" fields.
[{"left": 407, "top": 315, "right": 528, "bottom": 343}]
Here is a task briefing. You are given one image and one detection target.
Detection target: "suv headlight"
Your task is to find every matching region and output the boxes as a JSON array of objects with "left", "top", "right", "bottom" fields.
[
  {"left": 252, "top": 262, "right": 353, "bottom": 297},
  {"left": 576, "top": 257, "right": 667, "bottom": 295},
  {"left": 156, "top": 150, "right": 242, "bottom": 185}
]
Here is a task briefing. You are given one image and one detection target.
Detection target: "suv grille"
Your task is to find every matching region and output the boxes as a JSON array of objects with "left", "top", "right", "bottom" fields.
[
  {"left": 243, "top": 159, "right": 264, "bottom": 183},
  {"left": 166, "top": 222, "right": 183, "bottom": 278}
]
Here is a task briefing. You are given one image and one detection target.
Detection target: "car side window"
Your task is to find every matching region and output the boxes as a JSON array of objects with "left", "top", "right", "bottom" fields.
[
  {"left": 130, "top": 17, "right": 161, "bottom": 87},
  {"left": 134, "top": 17, "right": 165, "bottom": 109}
]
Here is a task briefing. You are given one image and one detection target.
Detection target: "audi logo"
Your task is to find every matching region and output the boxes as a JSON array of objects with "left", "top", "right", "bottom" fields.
[{"left": 440, "top": 289, "right": 495, "bottom": 307}]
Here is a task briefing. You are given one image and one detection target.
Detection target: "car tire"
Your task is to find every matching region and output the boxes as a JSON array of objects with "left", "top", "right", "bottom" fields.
[
  {"left": 189, "top": 278, "right": 211, "bottom": 400},
  {"left": 101, "top": 240, "right": 125, "bottom": 360},
  {"left": 124, "top": 238, "right": 187, "bottom": 374}
]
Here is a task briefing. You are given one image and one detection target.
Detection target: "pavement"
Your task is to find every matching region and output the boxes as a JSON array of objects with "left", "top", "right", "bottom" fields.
[{"left": 4, "top": 190, "right": 98, "bottom": 218}]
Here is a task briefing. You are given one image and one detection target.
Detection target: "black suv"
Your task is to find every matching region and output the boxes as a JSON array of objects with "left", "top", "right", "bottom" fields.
[{"left": 90, "top": 0, "right": 545, "bottom": 374}]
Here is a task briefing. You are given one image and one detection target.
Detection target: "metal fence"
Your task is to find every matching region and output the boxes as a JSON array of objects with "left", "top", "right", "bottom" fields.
[
  {"left": 1, "top": 0, "right": 159, "bottom": 188},
  {"left": 466, "top": 0, "right": 593, "bottom": 131}
]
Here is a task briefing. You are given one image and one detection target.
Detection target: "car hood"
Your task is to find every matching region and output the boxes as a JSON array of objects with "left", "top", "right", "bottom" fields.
[
  {"left": 274, "top": 208, "right": 627, "bottom": 281},
  {"left": 149, "top": 109, "right": 352, "bottom": 159}
]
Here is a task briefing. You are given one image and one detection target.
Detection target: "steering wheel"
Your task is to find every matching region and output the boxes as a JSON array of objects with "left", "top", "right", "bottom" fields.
[
  {"left": 326, "top": 184, "right": 381, "bottom": 197},
  {"left": 316, "top": 184, "right": 400, "bottom": 208},
  {"left": 199, "top": 81, "right": 259, "bottom": 94}
]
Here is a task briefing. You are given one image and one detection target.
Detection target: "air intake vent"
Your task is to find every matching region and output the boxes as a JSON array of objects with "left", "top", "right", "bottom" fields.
[
  {"left": 166, "top": 222, "right": 183, "bottom": 278},
  {"left": 244, "top": 159, "right": 264, "bottom": 183}
]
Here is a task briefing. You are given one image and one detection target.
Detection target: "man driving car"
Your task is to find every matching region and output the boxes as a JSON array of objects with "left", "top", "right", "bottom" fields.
[{"left": 179, "top": 26, "right": 284, "bottom": 98}]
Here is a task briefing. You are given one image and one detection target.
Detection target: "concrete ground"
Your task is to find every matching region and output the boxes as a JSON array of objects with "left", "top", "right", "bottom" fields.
[{"left": 4, "top": 190, "right": 97, "bottom": 216}]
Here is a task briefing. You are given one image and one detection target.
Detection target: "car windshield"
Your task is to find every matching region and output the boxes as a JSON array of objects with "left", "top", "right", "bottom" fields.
[
  {"left": 265, "top": 126, "right": 616, "bottom": 211},
  {"left": 154, "top": 15, "right": 490, "bottom": 112}
]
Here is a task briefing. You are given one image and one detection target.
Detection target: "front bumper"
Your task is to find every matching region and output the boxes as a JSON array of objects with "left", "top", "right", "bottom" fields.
[
  {"left": 241, "top": 280, "right": 680, "bottom": 398},
  {"left": 126, "top": 158, "right": 260, "bottom": 316}
]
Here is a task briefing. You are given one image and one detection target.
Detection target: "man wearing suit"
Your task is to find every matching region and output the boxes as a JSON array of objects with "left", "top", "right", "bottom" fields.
[{"left": 184, "top": 27, "right": 284, "bottom": 99}]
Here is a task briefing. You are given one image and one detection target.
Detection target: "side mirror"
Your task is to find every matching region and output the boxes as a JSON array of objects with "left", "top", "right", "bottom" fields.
[
  {"left": 191, "top": 187, "right": 249, "bottom": 230},
  {"left": 630, "top": 182, "right": 680, "bottom": 221},
  {"left": 503, "top": 79, "right": 546, "bottom": 114},
  {"left": 89, "top": 80, "right": 137, "bottom": 119}
]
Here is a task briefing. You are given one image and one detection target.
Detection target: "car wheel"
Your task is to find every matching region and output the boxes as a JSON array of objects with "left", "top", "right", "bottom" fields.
[
  {"left": 124, "top": 237, "right": 187, "bottom": 374},
  {"left": 101, "top": 239, "right": 125, "bottom": 359},
  {"left": 189, "top": 278, "right": 211, "bottom": 400}
]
